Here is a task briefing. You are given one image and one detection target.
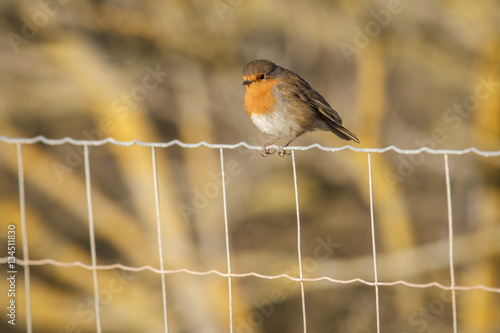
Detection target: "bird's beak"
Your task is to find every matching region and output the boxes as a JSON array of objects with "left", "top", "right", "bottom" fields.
[{"left": 242, "top": 80, "right": 252, "bottom": 86}]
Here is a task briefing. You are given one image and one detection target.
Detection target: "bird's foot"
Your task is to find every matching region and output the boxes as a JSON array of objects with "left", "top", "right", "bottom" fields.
[
  {"left": 261, "top": 146, "right": 276, "bottom": 157},
  {"left": 278, "top": 146, "right": 291, "bottom": 157}
]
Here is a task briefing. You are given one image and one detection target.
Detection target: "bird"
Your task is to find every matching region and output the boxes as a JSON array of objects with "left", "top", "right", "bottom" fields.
[{"left": 242, "top": 59, "right": 359, "bottom": 156}]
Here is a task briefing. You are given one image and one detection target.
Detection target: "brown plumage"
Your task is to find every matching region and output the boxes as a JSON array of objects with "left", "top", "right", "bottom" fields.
[{"left": 242, "top": 59, "right": 359, "bottom": 156}]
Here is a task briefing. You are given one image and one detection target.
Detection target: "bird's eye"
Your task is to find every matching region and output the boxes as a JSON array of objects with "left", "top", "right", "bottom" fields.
[{"left": 258, "top": 74, "right": 265, "bottom": 80}]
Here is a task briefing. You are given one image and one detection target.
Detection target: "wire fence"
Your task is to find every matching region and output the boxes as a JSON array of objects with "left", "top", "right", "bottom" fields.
[
  {"left": 1, "top": 136, "right": 500, "bottom": 333},
  {"left": 2, "top": 135, "right": 500, "bottom": 156}
]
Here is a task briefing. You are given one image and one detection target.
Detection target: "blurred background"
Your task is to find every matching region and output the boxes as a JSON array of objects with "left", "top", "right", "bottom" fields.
[{"left": 0, "top": 0, "right": 499, "bottom": 332}]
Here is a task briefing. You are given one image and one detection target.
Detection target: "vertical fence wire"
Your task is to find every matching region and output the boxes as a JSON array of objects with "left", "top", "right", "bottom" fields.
[
  {"left": 17, "top": 143, "right": 32, "bottom": 333},
  {"left": 367, "top": 152, "right": 381, "bottom": 333},
  {"left": 152, "top": 147, "right": 169, "bottom": 333},
  {"left": 220, "top": 148, "right": 234, "bottom": 333},
  {"left": 83, "top": 145, "right": 102, "bottom": 333},
  {"left": 444, "top": 154, "right": 458, "bottom": 333},
  {"left": 291, "top": 150, "right": 307, "bottom": 333}
]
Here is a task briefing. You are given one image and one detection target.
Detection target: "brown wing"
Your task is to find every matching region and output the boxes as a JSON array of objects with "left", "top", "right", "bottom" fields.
[
  {"left": 279, "top": 69, "right": 360, "bottom": 143},
  {"left": 279, "top": 70, "right": 343, "bottom": 125}
]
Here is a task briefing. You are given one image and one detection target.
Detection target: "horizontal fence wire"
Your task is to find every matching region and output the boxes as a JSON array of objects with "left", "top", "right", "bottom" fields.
[
  {"left": 1, "top": 135, "right": 500, "bottom": 156},
  {"left": 1, "top": 257, "right": 499, "bottom": 293}
]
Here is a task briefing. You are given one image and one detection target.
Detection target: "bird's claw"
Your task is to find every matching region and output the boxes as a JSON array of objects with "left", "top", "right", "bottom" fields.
[
  {"left": 278, "top": 146, "right": 291, "bottom": 157},
  {"left": 260, "top": 144, "right": 290, "bottom": 157},
  {"left": 261, "top": 147, "right": 276, "bottom": 157}
]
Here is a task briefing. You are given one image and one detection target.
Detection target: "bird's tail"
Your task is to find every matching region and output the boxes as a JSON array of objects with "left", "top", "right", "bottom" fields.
[{"left": 330, "top": 124, "right": 360, "bottom": 143}]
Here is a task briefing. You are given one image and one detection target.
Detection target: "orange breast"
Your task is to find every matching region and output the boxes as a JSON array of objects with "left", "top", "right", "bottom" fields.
[{"left": 244, "top": 77, "right": 282, "bottom": 116}]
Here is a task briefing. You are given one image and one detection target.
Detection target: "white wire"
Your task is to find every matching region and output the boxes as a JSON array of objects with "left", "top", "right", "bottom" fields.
[
  {"left": 444, "top": 154, "right": 458, "bottom": 333},
  {"left": 17, "top": 143, "right": 32, "bottom": 333},
  {"left": 368, "top": 153, "right": 381, "bottom": 333},
  {"left": 83, "top": 145, "right": 102, "bottom": 333},
  {"left": 220, "top": 148, "right": 234, "bottom": 333},
  {"left": 4, "top": 257, "right": 500, "bottom": 292},
  {"left": 1, "top": 135, "right": 499, "bottom": 156},
  {"left": 292, "top": 151, "right": 307, "bottom": 333},
  {"left": 152, "top": 147, "right": 169, "bottom": 333}
]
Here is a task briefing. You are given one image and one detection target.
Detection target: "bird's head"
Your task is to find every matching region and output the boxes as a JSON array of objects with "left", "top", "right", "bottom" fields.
[{"left": 242, "top": 59, "right": 279, "bottom": 86}]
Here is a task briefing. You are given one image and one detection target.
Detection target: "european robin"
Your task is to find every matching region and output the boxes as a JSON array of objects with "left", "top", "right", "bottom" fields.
[{"left": 242, "top": 59, "right": 359, "bottom": 156}]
